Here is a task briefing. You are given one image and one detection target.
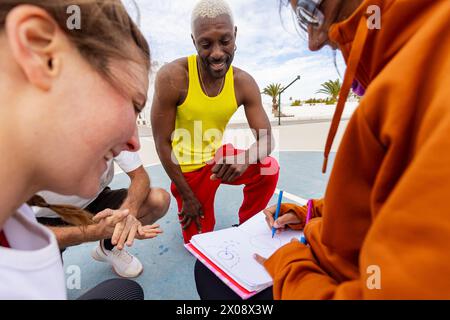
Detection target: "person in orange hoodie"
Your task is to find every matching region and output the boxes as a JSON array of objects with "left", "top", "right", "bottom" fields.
[
  {"left": 195, "top": 0, "right": 450, "bottom": 300},
  {"left": 251, "top": 0, "right": 450, "bottom": 299}
]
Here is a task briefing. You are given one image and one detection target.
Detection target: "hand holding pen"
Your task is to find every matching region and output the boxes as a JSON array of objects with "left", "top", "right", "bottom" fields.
[
  {"left": 255, "top": 198, "right": 313, "bottom": 266},
  {"left": 263, "top": 205, "right": 303, "bottom": 234}
]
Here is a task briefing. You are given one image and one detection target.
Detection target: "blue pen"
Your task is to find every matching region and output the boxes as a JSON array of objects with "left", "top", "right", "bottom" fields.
[{"left": 272, "top": 190, "right": 284, "bottom": 238}]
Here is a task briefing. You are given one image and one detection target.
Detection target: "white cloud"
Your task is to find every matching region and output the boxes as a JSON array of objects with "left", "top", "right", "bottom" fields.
[{"left": 131, "top": 0, "right": 347, "bottom": 115}]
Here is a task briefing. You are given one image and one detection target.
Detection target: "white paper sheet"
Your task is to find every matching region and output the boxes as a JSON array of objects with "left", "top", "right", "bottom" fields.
[{"left": 190, "top": 212, "right": 303, "bottom": 291}]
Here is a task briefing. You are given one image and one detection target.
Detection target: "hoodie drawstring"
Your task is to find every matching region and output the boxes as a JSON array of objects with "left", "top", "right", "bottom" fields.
[{"left": 323, "top": 15, "right": 370, "bottom": 173}]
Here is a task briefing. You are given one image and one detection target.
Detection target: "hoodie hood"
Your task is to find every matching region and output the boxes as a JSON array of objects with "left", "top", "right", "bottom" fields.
[
  {"left": 322, "top": 0, "right": 437, "bottom": 172},
  {"left": 321, "top": 0, "right": 373, "bottom": 173}
]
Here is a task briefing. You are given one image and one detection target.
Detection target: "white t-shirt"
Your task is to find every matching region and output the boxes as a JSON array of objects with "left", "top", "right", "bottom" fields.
[
  {"left": 0, "top": 204, "right": 67, "bottom": 300},
  {"left": 34, "top": 151, "right": 143, "bottom": 218}
]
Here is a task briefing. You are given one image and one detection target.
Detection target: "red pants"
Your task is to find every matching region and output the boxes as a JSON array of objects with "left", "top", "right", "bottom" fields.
[{"left": 171, "top": 144, "right": 279, "bottom": 243}]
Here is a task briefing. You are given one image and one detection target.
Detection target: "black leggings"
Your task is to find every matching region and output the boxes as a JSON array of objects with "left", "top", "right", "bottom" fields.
[
  {"left": 194, "top": 260, "right": 273, "bottom": 300},
  {"left": 77, "top": 279, "right": 144, "bottom": 300}
]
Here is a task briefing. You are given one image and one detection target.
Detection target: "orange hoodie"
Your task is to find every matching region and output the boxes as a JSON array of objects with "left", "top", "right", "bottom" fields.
[{"left": 264, "top": 0, "right": 450, "bottom": 299}]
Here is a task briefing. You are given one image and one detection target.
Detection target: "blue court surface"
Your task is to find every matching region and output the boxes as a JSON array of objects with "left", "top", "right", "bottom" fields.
[{"left": 64, "top": 151, "right": 335, "bottom": 300}]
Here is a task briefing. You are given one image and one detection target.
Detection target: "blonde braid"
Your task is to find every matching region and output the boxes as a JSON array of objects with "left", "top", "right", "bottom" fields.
[{"left": 28, "top": 195, "right": 94, "bottom": 226}]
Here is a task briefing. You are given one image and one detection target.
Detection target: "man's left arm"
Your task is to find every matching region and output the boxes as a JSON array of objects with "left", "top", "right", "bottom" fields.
[
  {"left": 241, "top": 73, "right": 274, "bottom": 164},
  {"left": 211, "top": 72, "right": 274, "bottom": 182}
]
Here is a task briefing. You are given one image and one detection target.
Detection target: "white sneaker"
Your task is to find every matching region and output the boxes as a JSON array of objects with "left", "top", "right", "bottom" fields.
[{"left": 91, "top": 240, "right": 143, "bottom": 278}]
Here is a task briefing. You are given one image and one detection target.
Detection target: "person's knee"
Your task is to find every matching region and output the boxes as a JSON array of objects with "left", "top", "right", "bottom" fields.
[
  {"left": 260, "top": 156, "right": 280, "bottom": 180},
  {"left": 146, "top": 188, "right": 171, "bottom": 219}
]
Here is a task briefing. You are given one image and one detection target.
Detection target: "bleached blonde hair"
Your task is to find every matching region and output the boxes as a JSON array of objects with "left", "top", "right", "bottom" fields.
[{"left": 191, "top": 0, "right": 235, "bottom": 32}]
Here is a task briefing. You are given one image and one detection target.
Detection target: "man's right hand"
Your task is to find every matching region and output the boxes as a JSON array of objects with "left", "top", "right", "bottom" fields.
[
  {"left": 263, "top": 205, "right": 302, "bottom": 233},
  {"left": 179, "top": 195, "right": 204, "bottom": 232}
]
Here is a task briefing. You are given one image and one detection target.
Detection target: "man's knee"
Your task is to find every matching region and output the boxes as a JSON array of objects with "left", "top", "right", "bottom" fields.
[
  {"left": 146, "top": 188, "right": 171, "bottom": 219},
  {"left": 259, "top": 156, "right": 280, "bottom": 179}
]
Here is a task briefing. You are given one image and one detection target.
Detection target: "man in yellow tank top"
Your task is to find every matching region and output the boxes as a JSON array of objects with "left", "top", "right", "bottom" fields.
[{"left": 151, "top": 0, "right": 279, "bottom": 244}]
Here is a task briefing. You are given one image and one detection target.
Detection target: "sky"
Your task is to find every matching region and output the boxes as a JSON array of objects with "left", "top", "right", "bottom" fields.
[{"left": 125, "top": 0, "right": 346, "bottom": 109}]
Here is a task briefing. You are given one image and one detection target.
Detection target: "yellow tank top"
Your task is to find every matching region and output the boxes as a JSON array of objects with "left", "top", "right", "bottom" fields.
[{"left": 172, "top": 55, "right": 238, "bottom": 173}]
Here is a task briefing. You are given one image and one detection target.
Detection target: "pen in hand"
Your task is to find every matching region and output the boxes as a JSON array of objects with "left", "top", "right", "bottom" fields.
[
  {"left": 300, "top": 199, "right": 313, "bottom": 244},
  {"left": 272, "top": 190, "right": 284, "bottom": 238}
]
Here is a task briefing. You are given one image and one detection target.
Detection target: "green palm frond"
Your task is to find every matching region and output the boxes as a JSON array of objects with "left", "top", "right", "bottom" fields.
[
  {"left": 316, "top": 79, "right": 341, "bottom": 101},
  {"left": 262, "top": 83, "right": 283, "bottom": 98},
  {"left": 262, "top": 83, "right": 284, "bottom": 114}
]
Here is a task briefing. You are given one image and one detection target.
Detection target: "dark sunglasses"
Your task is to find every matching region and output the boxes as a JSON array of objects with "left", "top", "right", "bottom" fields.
[{"left": 294, "top": 0, "right": 325, "bottom": 31}]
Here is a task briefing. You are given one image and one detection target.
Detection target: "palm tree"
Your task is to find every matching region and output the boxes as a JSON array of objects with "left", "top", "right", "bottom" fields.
[
  {"left": 316, "top": 79, "right": 341, "bottom": 103},
  {"left": 262, "top": 83, "right": 283, "bottom": 115}
]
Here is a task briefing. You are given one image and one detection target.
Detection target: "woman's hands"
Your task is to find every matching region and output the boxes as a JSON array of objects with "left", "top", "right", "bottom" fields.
[
  {"left": 255, "top": 202, "right": 307, "bottom": 267},
  {"left": 263, "top": 205, "right": 302, "bottom": 234}
]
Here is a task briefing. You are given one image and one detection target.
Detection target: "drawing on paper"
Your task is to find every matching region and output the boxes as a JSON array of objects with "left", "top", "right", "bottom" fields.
[{"left": 207, "top": 240, "right": 241, "bottom": 269}]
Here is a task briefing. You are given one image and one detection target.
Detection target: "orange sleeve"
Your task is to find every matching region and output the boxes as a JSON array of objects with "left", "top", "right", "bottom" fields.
[
  {"left": 264, "top": 241, "right": 339, "bottom": 299},
  {"left": 279, "top": 199, "right": 323, "bottom": 231}
]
